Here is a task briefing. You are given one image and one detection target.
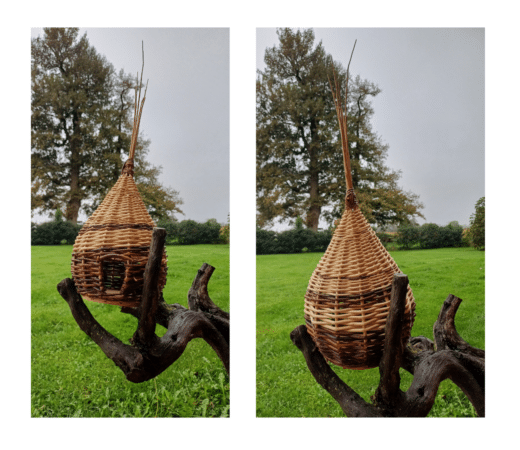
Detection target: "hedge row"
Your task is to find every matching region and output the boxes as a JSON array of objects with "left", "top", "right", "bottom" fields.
[
  {"left": 157, "top": 219, "right": 228, "bottom": 245},
  {"left": 31, "top": 221, "right": 82, "bottom": 245},
  {"left": 256, "top": 228, "right": 332, "bottom": 255},
  {"left": 256, "top": 221, "right": 468, "bottom": 255},
  {"left": 31, "top": 218, "right": 229, "bottom": 246},
  {"left": 395, "top": 222, "right": 467, "bottom": 250}
]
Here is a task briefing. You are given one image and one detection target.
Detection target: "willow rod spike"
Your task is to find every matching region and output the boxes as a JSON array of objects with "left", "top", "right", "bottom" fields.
[
  {"left": 328, "top": 39, "right": 356, "bottom": 191},
  {"left": 128, "top": 42, "right": 149, "bottom": 163}
]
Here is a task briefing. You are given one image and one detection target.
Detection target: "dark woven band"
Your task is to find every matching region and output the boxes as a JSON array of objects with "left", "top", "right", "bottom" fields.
[{"left": 78, "top": 223, "right": 154, "bottom": 234}]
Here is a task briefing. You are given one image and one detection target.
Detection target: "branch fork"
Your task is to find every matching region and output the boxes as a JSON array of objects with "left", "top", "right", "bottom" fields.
[{"left": 58, "top": 228, "right": 229, "bottom": 383}]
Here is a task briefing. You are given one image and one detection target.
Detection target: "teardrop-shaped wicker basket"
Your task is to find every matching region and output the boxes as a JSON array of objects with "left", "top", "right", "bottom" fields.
[
  {"left": 304, "top": 56, "right": 416, "bottom": 369},
  {"left": 71, "top": 67, "right": 167, "bottom": 307}
]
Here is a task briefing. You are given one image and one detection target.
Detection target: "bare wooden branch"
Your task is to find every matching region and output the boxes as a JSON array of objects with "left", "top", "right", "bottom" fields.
[
  {"left": 290, "top": 325, "right": 380, "bottom": 417},
  {"left": 133, "top": 228, "right": 167, "bottom": 346},
  {"left": 434, "top": 294, "right": 485, "bottom": 359},
  {"left": 188, "top": 262, "right": 230, "bottom": 343},
  {"left": 58, "top": 229, "right": 229, "bottom": 383},
  {"left": 375, "top": 273, "right": 408, "bottom": 407}
]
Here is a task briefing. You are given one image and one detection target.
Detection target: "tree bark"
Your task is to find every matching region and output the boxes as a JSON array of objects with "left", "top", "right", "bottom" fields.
[
  {"left": 291, "top": 274, "right": 485, "bottom": 417},
  {"left": 57, "top": 228, "right": 229, "bottom": 383}
]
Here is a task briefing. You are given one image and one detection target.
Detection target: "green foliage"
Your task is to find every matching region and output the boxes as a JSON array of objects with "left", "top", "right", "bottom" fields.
[
  {"left": 31, "top": 220, "right": 82, "bottom": 245},
  {"left": 294, "top": 216, "right": 304, "bottom": 231},
  {"left": 156, "top": 218, "right": 180, "bottom": 245},
  {"left": 32, "top": 244, "right": 229, "bottom": 417},
  {"left": 256, "top": 228, "right": 279, "bottom": 255},
  {"left": 468, "top": 197, "right": 485, "bottom": 250},
  {"left": 395, "top": 222, "right": 464, "bottom": 250},
  {"left": 396, "top": 225, "right": 421, "bottom": 249},
  {"left": 375, "top": 231, "right": 394, "bottom": 245},
  {"left": 219, "top": 224, "right": 230, "bottom": 244},
  {"left": 256, "top": 227, "right": 332, "bottom": 255},
  {"left": 173, "top": 220, "right": 220, "bottom": 245},
  {"left": 157, "top": 219, "right": 227, "bottom": 246},
  {"left": 256, "top": 27, "right": 424, "bottom": 230},
  {"left": 256, "top": 247, "right": 484, "bottom": 417},
  {"left": 418, "top": 223, "right": 443, "bottom": 249},
  {"left": 54, "top": 208, "right": 64, "bottom": 222},
  {"left": 441, "top": 221, "right": 465, "bottom": 248}
]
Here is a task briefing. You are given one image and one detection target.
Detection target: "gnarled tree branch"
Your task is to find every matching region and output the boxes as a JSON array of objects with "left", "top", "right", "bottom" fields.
[{"left": 58, "top": 228, "right": 229, "bottom": 383}]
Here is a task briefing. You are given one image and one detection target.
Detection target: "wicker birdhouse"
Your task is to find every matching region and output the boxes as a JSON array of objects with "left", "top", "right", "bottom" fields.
[
  {"left": 304, "top": 56, "right": 416, "bottom": 370},
  {"left": 71, "top": 68, "right": 167, "bottom": 307}
]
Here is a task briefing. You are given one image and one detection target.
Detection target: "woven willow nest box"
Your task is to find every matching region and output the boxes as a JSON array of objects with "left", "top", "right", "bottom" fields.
[
  {"left": 304, "top": 59, "right": 416, "bottom": 370},
  {"left": 71, "top": 69, "right": 167, "bottom": 307}
]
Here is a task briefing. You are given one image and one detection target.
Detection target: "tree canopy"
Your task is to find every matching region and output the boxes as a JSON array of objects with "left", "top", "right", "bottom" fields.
[
  {"left": 31, "top": 28, "right": 183, "bottom": 223},
  {"left": 256, "top": 28, "right": 423, "bottom": 230}
]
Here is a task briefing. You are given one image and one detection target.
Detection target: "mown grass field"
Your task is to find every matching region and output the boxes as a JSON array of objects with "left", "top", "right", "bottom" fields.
[
  {"left": 256, "top": 247, "right": 485, "bottom": 417},
  {"left": 31, "top": 244, "right": 229, "bottom": 418}
]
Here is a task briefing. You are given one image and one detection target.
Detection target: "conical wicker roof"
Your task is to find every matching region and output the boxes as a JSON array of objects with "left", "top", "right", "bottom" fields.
[
  {"left": 72, "top": 163, "right": 156, "bottom": 253},
  {"left": 71, "top": 60, "right": 167, "bottom": 307},
  {"left": 304, "top": 47, "right": 415, "bottom": 369}
]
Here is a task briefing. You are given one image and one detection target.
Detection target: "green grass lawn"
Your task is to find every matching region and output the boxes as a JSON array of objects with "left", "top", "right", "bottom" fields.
[
  {"left": 31, "top": 244, "right": 229, "bottom": 418},
  {"left": 256, "top": 247, "right": 485, "bottom": 417}
]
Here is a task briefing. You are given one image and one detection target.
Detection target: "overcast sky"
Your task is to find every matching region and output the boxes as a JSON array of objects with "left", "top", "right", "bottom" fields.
[
  {"left": 31, "top": 27, "right": 230, "bottom": 225},
  {"left": 257, "top": 28, "right": 484, "bottom": 228}
]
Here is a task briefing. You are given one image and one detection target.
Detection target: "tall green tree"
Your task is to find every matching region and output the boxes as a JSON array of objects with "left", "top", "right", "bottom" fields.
[
  {"left": 256, "top": 28, "right": 423, "bottom": 230},
  {"left": 32, "top": 28, "right": 183, "bottom": 223}
]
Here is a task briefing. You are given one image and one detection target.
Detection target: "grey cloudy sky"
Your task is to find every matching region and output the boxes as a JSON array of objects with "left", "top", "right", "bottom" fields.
[
  {"left": 257, "top": 28, "right": 485, "bottom": 228},
  {"left": 31, "top": 27, "right": 230, "bottom": 225}
]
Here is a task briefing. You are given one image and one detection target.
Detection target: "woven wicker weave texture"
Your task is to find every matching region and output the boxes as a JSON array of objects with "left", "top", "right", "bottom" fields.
[
  {"left": 71, "top": 168, "right": 167, "bottom": 307},
  {"left": 304, "top": 202, "right": 415, "bottom": 369}
]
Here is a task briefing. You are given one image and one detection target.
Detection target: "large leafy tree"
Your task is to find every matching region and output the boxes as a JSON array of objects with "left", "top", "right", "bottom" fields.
[
  {"left": 257, "top": 28, "right": 423, "bottom": 230},
  {"left": 32, "top": 28, "right": 183, "bottom": 223}
]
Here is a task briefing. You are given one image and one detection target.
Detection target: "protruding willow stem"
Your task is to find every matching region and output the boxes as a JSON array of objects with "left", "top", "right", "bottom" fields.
[{"left": 328, "top": 40, "right": 357, "bottom": 191}]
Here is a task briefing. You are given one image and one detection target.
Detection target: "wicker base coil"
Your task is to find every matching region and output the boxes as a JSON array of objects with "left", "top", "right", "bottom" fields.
[
  {"left": 305, "top": 285, "right": 415, "bottom": 369},
  {"left": 304, "top": 203, "right": 416, "bottom": 369},
  {"left": 72, "top": 246, "right": 167, "bottom": 307}
]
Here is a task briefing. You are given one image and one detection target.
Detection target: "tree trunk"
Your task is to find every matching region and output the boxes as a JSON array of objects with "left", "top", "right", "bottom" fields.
[
  {"left": 307, "top": 155, "right": 321, "bottom": 231},
  {"left": 306, "top": 118, "right": 322, "bottom": 231},
  {"left": 66, "top": 111, "right": 82, "bottom": 224},
  {"left": 291, "top": 274, "right": 485, "bottom": 417},
  {"left": 57, "top": 228, "right": 229, "bottom": 382}
]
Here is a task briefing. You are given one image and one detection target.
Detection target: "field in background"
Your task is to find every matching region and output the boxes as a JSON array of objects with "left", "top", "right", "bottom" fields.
[
  {"left": 31, "top": 244, "right": 229, "bottom": 418},
  {"left": 256, "top": 247, "right": 485, "bottom": 417}
]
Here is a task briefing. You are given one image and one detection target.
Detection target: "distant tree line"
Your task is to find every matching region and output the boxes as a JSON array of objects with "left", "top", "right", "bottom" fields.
[
  {"left": 257, "top": 218, "right": 332, "bottom": 255},
  {"left": 256, "top": 222, "right": 470, "bottom": 255},
  {"left": 393, "top": 222, "right": 466, "bottom": 250},
  {"left": 31, "top": 212, "right": 229, "bottom": 246},
  {"left": 257, "top": 198, "right": 485, "bottom": 254},
  {"left": 156, "top": 218, "right": 229, "bottom": 245}
]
